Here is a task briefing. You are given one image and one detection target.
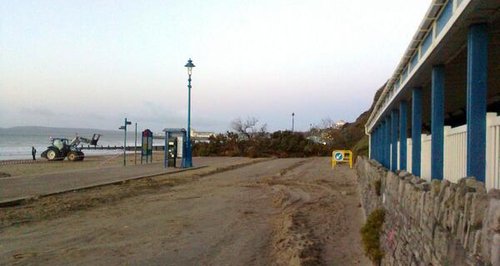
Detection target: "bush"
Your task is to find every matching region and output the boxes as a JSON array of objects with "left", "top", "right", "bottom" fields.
[
  {"left": 192, "top": 130, "right": 331, "bottom": 158},
  {"left": 360, "top": 208, "right": 385, "bottom": 264}
]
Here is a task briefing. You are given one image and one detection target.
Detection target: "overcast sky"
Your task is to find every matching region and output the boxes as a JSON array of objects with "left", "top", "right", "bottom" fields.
[{"left": 1, "top": 0, "right": 432, "bottom": 133}]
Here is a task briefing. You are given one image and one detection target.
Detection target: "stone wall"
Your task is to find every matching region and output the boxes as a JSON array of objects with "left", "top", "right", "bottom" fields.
[{"left": 356, "top": 156, "right": 500, "bottom": 266}]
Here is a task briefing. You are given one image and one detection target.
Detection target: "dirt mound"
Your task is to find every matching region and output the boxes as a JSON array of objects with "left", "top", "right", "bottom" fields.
[
  {"left": 272, "top": 210, "right": 323, "bottom": 266},
  {"left": 265, "top": 161, "right": 369, "bottom": 265},
  {"left": 269, "top": 177, "right": 323, "bottom": 265},
  {"left": 0, "top": 172, "right": 11, "bottom": 178},
  {"left": 272, "top": 185, "right": 311, "bottom": 208}
]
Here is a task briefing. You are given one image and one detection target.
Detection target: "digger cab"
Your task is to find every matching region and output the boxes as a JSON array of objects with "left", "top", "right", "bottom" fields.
[{"left": 52, "top": 138, "right": 69, "bottom": 150}]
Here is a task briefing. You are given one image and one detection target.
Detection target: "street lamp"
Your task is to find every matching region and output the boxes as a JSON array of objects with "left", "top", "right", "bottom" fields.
[
  {"left": 183, "top": 58, "right": 195, "bottom": 168},
  {"left": 119, "top": 118, "right": 132, "bottom": 166},
  {"left": 134, "top": 122, "right": 138, "bottom": 165},
  {"left": 292, "top": 112, "right": 295, "bottom": 132}
]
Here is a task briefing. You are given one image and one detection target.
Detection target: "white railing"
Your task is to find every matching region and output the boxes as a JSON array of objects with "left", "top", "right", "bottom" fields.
[
  {"left": 403, "top": 112, "right": 500, "bottom": 190},
  {"left": 396, "top": 141, "right": 400, "bottom": 171},
  {"left": 486, "top": 113, "right": 500, "bottom": 190},
  {"left": 444, "top": 125, "right": 467, "bottom": 183},
  {"left": 389, "top": 144, "right": 392, "bottom": 169},
  {"left": 407, "top": 138, "right": 412, "bottom": 173},
  {"left": 421, "top": 134, "right": 432, "bottom": 181}
]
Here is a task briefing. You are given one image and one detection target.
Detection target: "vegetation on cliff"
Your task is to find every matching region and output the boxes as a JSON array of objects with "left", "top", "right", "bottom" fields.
[
  {"left": 193, "top": 130, "right": 331, "bottom": 158},
  {"left": 193, "top": 85, "right": 384, "bottom": 158}
]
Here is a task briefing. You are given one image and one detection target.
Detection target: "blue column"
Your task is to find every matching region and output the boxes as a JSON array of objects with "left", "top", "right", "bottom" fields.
[
  {"left": 372, "top": 128, "right": 375, "bottom": 160},
  {"left": 467, "top": 23, "right": 488, "bottom": 183},
  {"left": 382, "top": 121, "right": 386, "bottom": 167},
  {"left": 371, "top": 128, "right": 376, "bottom": 160},
  {"left": 369, "top": 133, "right": 372, "bottom": 159},
  {"left": 386, "top": 116, "right": 391, "bottom": 169},
  {"left": 399, "top": 101, "right": 408, "bottom": 171},
  {"left": 371, "top": 128, "right": 375, "bottom": 160},
  {"left": 376, "top": 127, "right": 380, "bottom": 161},
  {"left": 382, "top": 122, "right": 386, "bottom": 166},
  {"left": 412, "top": 88, "right": 422, "bottom": 176},
  {"left": 370, "top": 129, "right": 374, "bottom": 160},
  {"left": 378, "top": 123, "right": 383, "bottom": 164},
  {"left": 381, "top": 120, "right": 384, "bottom": 166},
  {"left": 379, "top": 126, "right": 382, "bottom": 162},
  {"left": 378, "top": 126, "right": 382, "bottom": 162},
  {"left": 375, "top": 127, "right": 379, "bottom": 161},
  {"left": 391, "top": 109, "right": 399, "bottom": 171},
  {"left": 377, "top": 126, "right": 381, "bottom": 162},
  {"left": 431, "top": 65, "right": 445, "bottom": 180}
]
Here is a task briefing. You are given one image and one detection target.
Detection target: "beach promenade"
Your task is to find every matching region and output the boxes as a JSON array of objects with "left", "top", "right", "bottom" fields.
[
  {"left": 0, "top": 157, "right": 368, "bottom": 265},
  {"left": 0, "top": 157, "right": 254, "bottom": 205}
]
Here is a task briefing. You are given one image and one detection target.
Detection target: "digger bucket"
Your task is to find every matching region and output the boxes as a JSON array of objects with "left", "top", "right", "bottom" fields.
[{"left": 90, "top": 134, "right": 101, "bottom": 146}]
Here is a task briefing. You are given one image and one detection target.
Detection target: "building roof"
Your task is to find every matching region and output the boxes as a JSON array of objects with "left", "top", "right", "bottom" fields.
[{"left": 366, "top": 0, "right": 450, "bottom": 133}]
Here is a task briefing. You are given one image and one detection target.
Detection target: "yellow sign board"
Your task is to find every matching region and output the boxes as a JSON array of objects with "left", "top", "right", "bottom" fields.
[{"left": 331, "top": 150, "right": 353, "bottom": 169}]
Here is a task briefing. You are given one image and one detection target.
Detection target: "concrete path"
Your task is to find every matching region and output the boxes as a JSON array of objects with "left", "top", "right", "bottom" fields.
[{"left": 0, "top": 157, "right": 252, "bottom": 204}]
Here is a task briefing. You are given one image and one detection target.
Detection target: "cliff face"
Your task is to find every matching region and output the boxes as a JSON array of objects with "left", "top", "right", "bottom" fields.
[{"left": 325, "top": 84, "right": 385, "bottom": 156}]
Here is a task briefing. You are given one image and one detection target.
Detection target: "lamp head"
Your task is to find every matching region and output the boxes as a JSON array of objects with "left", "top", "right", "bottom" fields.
[{"left": 184, "top": 58, "right": 195, "bottom": 75}]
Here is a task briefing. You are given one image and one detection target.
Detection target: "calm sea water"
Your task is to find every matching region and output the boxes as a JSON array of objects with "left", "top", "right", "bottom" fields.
[{"left": 0, "top": 127, "right": 158, "bottom": 161}]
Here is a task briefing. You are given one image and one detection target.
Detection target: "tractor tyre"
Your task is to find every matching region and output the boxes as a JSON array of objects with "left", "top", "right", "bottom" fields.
[
  {"left": 77, "top": 151, "right": 85, "bottom": 161},
  {"left": 67, "top": 151, "right": 78, "bottom": 161},
  {"left": 46, "top": 148, "right": 60, "bottom": 161}
]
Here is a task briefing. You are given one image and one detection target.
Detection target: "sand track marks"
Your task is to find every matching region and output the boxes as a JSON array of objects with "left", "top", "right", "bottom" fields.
[{"left": 259, "top": 159, "right": 367, "bottom": 265}]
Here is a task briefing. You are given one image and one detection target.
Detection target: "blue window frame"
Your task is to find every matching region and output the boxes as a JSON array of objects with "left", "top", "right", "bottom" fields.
[
  {"left": 421, "top": 29, "right": 433, "bottom": 56},
  {"left": 436, "top": 0, "right": 453, "bottom": 35},
  {"left": 410, "top": 53, "right": 419, "bottom": 71}
]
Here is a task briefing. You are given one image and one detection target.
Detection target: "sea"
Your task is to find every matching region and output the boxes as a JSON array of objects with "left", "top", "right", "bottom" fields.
[{"left": 0, "top": 126, "right": 159, "bottom": 161}]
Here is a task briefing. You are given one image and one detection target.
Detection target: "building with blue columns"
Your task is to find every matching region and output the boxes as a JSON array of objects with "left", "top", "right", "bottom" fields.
[{"left": 366, "top": 0, "right": 500, "bottom": 191}]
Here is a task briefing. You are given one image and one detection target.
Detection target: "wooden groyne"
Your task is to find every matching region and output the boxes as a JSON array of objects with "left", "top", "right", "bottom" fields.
[{"left": 80, "top": 145, "right": 166, "bottom": 151}]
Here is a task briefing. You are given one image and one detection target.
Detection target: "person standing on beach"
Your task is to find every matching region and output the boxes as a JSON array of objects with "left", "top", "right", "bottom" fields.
[{"left": 31, "top": 146, "right": 36, "bottom": 161}]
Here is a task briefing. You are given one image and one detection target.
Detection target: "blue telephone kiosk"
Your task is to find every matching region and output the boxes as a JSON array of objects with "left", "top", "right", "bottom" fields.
[{"left": 163, "top": 128, "right": 188, "bottom": 168}]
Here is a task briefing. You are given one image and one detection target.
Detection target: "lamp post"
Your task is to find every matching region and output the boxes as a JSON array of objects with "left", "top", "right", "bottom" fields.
[
  {"left": 119, "top": 118, "right": 132, "bottom": 166},
  {"left": 134, "top": 122, "right": 137, "bottom": 165},
  {"left": 183, "top": 58, "right": 195, "bottom": 168},
  {"left": 291, "top": 112, "right": 295, "bottom": 132}
]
